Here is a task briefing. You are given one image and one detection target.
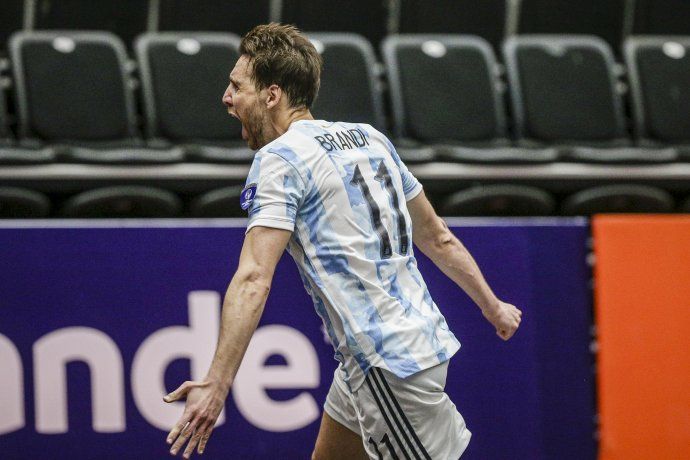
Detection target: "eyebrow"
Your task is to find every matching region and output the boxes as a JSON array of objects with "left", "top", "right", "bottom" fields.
[{"left": 229, "top": 76, "right": 240, "bottom": 87}]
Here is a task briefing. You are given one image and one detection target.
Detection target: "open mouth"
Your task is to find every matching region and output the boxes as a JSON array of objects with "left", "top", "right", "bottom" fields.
[{"left": 228, "top": 111, "right": 248, "bottom": 141}]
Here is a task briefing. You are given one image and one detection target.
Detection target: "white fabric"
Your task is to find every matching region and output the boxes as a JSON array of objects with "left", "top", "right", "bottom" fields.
[{"left": 325, "top": 361, "right": 472, "bottom": 459}]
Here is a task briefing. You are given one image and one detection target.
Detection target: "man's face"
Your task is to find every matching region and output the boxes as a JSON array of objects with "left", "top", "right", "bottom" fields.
[{"left": 222, "top": 55, "right": 269, "bottom": 150}]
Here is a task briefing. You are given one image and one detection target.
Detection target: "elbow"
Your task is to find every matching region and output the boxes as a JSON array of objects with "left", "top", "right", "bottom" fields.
[
  {"left": 416, "top": 217, "right": 455, "bottom": 255},
  {"left": 235, "top": 267, "right": 272, "bottom": 299}
]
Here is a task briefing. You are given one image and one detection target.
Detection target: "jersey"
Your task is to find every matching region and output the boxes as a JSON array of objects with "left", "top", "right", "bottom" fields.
[{"left": 243, "top": 119, "right": 460, "bottom": 391}]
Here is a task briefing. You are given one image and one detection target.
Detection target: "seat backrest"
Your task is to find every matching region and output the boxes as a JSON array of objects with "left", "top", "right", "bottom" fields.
[
  {"left": 33, "top": 0, "right": 150, "bottom": 47},
  {"left": 158, "top": 0, "right": 270, "bottom": 36},
  {"left": 518, "top": 0, "right": 627, "bottom": 53},
  {"left": 399, "top": 0, "right": 507, "bottom": 53},
  {"left": 307, "top": 33, "right": 385, "bottom": 130},
  {"left": 281, "top": 0, "right": 389, "bottom": 48},
  {"left": 0, "top": 84, "right": 9, "bottom": 139},
  {"left": 0, "top": 0, "right": 24, "bottom": 55},
  {"left": 504, "top": 35, "right": 626, "bottom": 142},
  {"left": 633, "top": 0, "right": 690, "bottom": 35},
  {"left": 10, "top": 31, "right": 138, "bottom": 142},
  {"left": 136, "top": 32, "right": 242, "bottom": 142},
  {"left": 625, "top": 36, "right": 690, "bottom": 142},
  {"left": 383, "top": 34, "right": 506, "bottom": 142}
]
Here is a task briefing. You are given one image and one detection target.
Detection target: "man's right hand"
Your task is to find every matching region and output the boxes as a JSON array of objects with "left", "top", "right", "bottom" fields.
[
  {"left": 482, "top": 301, "right": 522, "bottom": 341},
  {"left": 165, "top": 380, "right": 228, "bottom": 458}
]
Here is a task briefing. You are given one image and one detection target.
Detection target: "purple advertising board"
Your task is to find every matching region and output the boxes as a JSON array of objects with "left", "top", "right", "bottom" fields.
[{"left": 0, "top": 219, "right": 595, "bottom": 459}]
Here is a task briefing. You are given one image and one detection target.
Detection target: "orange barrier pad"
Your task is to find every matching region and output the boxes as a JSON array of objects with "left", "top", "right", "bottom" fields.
[{"left": 593, "top": 215, "right": 690, "bottom": 460}]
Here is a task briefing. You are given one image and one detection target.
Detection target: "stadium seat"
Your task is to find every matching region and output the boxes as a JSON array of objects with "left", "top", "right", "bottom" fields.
[
  {"left": 399, "top": 0, "right": 507, "bottom": 53},
  {"left": 440, "top": 185, "right": 556, "bottom": 216},
  {"left": 307, "top": 33, "right": 385, "bottom": 131},
  {"left": 189, "top": 186, "right": 246, "bottom": 217},
  {"left": 383, "top": 35, "right": 558, "bottom": 164},
  {"left": 135, "top": 32, "right": 253, "bottom": 163},
  {"left": 0, "top": 187, "right": 51, "bottom": 217},
  {"left": 503, "top": 35, "right": 677, "bottom": 164},
  {"left": 633, "top": 0, "right": 690, "bottom": 36},
  {"left": 518, "top": 0, "right": 627, "bottom": 54},
  {"left": 0, "top": 0, "right": 24, "bottom": 55},
  {"left": 625, "top": 36, "right": 690, "bottom": 161},
  {"left": 9, "top": 31, "right": 182, "bottom": 163},
  {"left": 561, "top": 185, "right": 675, "bottom": 215},
  {"left": 60, "top": 186, "right": 182, "bottom": 217},
  {"left": 158, "top": 0, "right": 271, "bottom": 36},
  {"left": 33, "top": 0, "right": 150, "bottom": 48},
  {"left": 281, "top": 0, "right": 389, "bottom": 49},
  {"left": 680, "top": 196, "right": 690, "bottom": 213},
  {"left": 0, "top": 72, "right": 56, "bottom": 164}
]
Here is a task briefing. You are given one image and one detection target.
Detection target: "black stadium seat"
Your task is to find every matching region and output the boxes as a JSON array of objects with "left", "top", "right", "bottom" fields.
[
  {"left": 189, "top": 186, "right": 246, "bottom": 217},
  {"left": 9, "top": 31, "right": 182, "bottom": 163},
  {"left": 503, "top": 35, "right": 676, "bottom": 164},
  {"left": 562, "top": 185, "right": 675, "bottom": 215},
  {"left": 0, "top": 61, "right": 56, "bottom": 164},
  {"left": 135, "top": 32, "right": 252, "bottom": 163},
  {"left": 518, "top": 0, "right": 627, "bottom": 54},
  {"left": 33, "top": 0, "right": 150, "bottom": 48},
  {"left": 0, "top": 187, "right": 51, "bottom": 217},
  {"left": 440, "top": 185, "right": 556, "bottom": 217},
  {"left": 60, "top": 186, "right": 182, "bottom": 217},
  {"left": 680, "top": 196, "right": 690, "bottom": 213},
  {"left": 158, "top": 0, "right": 271, "bottom": 36},
  {"left": 282, "top": 0, "right": 390, "bottom": 49},
  {"left": 633, "top": 0, "right": 690, "bottom": 36},
  {"left": 307, "top": 33, "right": 385, "bottom": 131},
  {"left": 399, "top": 0, "right": 507, "bottom": 53},
  {"left": 383, "top": 34, "right": 557, "bottom": 164},
  {"left": 0, "top": 0, "right": 24, "bottom": 55},
  {"left": 625, "top": 36, "right": 690, "bottom": 161}
]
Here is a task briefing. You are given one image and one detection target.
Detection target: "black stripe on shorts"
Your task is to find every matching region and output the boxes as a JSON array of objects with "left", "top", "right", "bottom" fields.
[
  {"left": 373, "top": 368, "right": 432, "bottom": 460},
  {"left": 365, "top": 372, "right": 412, "bottom": 460}
]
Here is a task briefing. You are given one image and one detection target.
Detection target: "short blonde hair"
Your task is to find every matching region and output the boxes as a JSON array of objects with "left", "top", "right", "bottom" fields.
[{"left": 240, "top": 23, "right": 323, "bottom": 109}]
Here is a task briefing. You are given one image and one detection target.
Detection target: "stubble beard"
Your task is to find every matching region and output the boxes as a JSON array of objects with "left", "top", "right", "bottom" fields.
[{"left": 245, "top": 107, "right": 268, "bottom": 151}]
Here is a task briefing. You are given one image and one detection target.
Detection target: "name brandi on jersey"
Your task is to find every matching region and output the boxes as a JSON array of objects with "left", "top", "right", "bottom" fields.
[{"left": 314, "top": 128, "right": 370, "bottom": 151}]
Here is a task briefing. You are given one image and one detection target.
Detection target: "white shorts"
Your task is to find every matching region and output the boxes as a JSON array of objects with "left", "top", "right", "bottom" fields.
[{"left": 324, "top": 361, "right": 472, "bottom": 459}]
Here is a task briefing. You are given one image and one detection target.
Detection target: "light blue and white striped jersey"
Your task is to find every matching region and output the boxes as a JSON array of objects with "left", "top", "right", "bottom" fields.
[{"left": 243, "top": 120, "right": 460, "bottom": 391}]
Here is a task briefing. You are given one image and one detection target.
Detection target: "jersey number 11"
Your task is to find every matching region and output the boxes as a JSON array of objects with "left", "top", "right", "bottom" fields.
[{"left": 351, "top": 162, "right": 410, "bottom": 259}]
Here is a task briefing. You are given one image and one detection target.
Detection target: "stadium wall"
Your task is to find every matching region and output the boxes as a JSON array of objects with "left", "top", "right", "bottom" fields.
[{"left": 4, "top": 217, "right": 674, "bottom": 459}]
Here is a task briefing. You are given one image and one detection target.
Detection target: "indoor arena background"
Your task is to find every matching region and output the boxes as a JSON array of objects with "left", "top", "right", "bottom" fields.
[{"left": 1, "top": 1, "right": 689, "bottom": 459}]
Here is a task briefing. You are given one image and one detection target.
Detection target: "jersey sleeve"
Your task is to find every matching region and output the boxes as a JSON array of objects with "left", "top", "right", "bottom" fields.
[
  {"left": 384, "top": 137, "right": 423, "bottom": 201},
  {"left": 244, "top": 151, "right": 306, "bottom": 234}
]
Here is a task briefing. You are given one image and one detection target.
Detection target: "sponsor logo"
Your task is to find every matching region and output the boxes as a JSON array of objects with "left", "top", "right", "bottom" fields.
[{"left": 0, "top": 291, "right": 320, "bottom": 435}]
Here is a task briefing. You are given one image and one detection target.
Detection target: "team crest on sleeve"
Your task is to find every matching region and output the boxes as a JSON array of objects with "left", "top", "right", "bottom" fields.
[{"left": 240, "top": 183, "right": 257, "bottom": 210}]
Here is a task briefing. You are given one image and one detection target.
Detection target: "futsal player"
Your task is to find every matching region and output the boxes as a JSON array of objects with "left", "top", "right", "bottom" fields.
[{"left": 164, "top": 23, "right": 522, "bottom": 459}]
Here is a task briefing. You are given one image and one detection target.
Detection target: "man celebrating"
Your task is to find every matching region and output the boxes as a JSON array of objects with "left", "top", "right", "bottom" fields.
[{"left": 165, "top": 23, "right": 522, "bottom": 459}]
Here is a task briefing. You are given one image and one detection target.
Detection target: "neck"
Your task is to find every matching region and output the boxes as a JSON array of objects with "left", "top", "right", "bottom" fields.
[{"left": 270, "top": 107, "right": 314, "bottom": 138}]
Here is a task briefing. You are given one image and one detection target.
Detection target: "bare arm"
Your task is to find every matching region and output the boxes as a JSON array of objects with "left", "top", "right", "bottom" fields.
[
  {"left": 165, "top": 226, "right": 292, "bottom": 458},
  {"left": 407, "top": 191, "right": 522, "bottom": 340}
]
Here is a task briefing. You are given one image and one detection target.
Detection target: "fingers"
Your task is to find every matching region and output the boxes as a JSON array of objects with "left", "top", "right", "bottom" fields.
[
  {"left": 497, "top": 328, "right": 516, "bottom": 341},
  {"left": 197, "top": 426, "right": 213, "bottom": 455},
  {"left": 167, "top": 413, "right": 192, "bottom": 445},
  {"left": 170, "top": 417, "right": 215, "bottom": 458},
  {"left": 183, "top": 421, "right": 208, "bottom": 459},
  {"left": 165, "top": 381, "right": 194, "bottom": 403},
  {"left": 170, "top": 417, "right": 199, "bottom": 457}
]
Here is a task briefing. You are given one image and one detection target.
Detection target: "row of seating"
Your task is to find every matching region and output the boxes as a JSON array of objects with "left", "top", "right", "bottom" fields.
[
  {"left": 2, "top": 0, "right": 690, "bottom": 54},
  {"left": 3, "top": 184, "right": 688, "bottom": 218},
  {"left": 1, "top": 32, "right": 689, "bottom": 165}
]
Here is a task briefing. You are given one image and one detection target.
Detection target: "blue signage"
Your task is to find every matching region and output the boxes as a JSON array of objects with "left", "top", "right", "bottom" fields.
[{"left": 0, "top": 219, "right": 595, "bottom": 459}]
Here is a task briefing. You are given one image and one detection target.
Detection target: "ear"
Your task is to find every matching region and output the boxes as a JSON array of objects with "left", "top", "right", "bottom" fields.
[{"left": 265, "top": 84, "right": 282, "bottom": 109}]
